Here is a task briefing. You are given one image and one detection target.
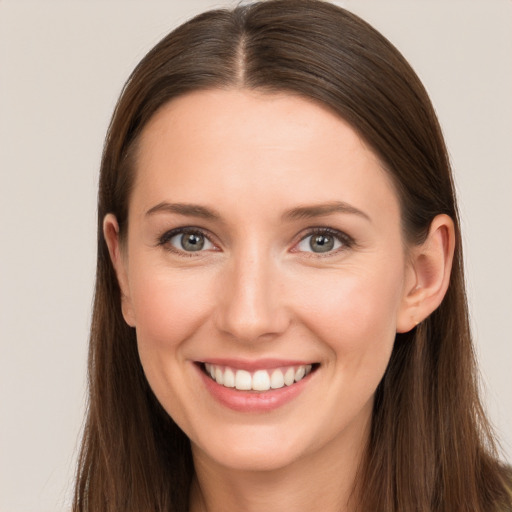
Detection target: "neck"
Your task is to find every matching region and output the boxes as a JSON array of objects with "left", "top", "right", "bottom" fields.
[{"left": 189, "top": 421, "right": 369, "bottom": 512}]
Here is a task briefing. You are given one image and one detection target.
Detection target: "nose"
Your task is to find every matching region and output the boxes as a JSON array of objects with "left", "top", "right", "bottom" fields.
[{"left": 214, "top": 248, "right": 290, "bottom": 343}]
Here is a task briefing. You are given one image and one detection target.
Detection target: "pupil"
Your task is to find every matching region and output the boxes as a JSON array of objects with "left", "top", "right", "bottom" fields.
[
  {"left": 311, "top": 234, "right": 334, "bottom": 253},
  {"left": 181, "top": 233, "right": 204, "bottom": 251}
]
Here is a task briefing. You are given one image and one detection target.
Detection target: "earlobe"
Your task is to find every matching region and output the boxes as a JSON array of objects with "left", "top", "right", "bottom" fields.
[
  {"left": 103, "top": 214, "right": 136, "bottom": 327},
  {"left": 396, "top": 214, "right": 455, "bottom": 333}
]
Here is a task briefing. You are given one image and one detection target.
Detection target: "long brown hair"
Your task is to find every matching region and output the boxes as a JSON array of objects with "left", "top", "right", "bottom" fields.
[{"left": 73, "top": 1, "right": 511, "bottom": 510}]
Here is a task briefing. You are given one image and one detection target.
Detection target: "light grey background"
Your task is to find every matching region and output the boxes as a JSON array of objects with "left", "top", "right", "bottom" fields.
[{"left": 1, "top": 1, "right": 510, "bottom": 511}]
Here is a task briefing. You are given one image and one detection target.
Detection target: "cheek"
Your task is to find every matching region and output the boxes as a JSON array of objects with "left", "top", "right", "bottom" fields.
[
  {"left": 292, "top": 265, "right": 404, "bottom": 426},
  {"left": 127, "top": 267, "right": 216, "bottom": 425},
  {"left": 295, "top": 264, "right": 404, "bottom": 359},
  {"left": 129, "top": 267, "right": 214, "bottom": 354}
]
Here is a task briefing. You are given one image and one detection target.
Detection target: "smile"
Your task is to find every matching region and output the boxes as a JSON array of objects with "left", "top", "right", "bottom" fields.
[{"left": 203, "top": 363, "right": 315, "bottom": 392}]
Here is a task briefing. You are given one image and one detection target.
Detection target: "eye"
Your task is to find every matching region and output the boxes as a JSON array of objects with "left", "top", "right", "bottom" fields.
[
  {"left": 159, "top": 228, "right": 215, "bottom": 253},
  {"left": 295, "top": 228, "right": 351, "bottom": 254}
]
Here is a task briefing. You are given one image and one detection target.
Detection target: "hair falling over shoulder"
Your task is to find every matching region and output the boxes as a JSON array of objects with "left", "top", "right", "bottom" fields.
[{"left": 73, "top": 1, "right": 512, "bottom": 511}]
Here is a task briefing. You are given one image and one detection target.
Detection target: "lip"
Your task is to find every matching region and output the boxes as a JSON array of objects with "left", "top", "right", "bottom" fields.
[
  {"left": 194, "top": 360, "right": 317, "bottom": 413},
  {"left": 199, "top": 357, "right": 314, "bottom": 372}
]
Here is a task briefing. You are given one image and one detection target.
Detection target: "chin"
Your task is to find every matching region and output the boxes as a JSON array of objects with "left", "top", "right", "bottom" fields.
[
  {"left": 190, "top": 422, "right": 320, "bottom": 473},
  {"left": 204, "top": 445, "right": 300, "bottom": 473}
]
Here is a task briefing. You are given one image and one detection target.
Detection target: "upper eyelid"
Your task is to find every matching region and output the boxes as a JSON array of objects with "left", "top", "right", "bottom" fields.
[
  {"left": 157, "top": 226, "right": 217, "bottom": 247},
  {"left": 295, "top": 226, "right": 354, "bottom": 244},
  {"left": 290, "top": 228, "right": 355, "bottom": 258}
]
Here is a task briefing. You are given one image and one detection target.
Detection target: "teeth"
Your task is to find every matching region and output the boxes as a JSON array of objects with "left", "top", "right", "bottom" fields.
[
  {"left": 235, "top": 370, "right": 252, "bottom": 390},
  {"left": 204, "top": 363, "right": 314, "bottom": 391},
  {"left": 215, "top": 367, "right": 224, "bottom": 385},
  {"left": 284, "top": 367, "right": 295, "bottom": 386},
  {"left": 252, "top": 370, "right": 270, "bottom": 391},
  {"left": 270, "top": 369, "right": 284, "bottom": 389},
  {"left": 223, "top": 367, "right": 235, "bottom": 388},
  {"left": 295, "top": 366, "right": 305, "bottom": 381}
]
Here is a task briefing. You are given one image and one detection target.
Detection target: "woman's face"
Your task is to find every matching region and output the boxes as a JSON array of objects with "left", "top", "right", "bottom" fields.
[{"left": 109, "top": 89, "right": 418, "bottom": 472}]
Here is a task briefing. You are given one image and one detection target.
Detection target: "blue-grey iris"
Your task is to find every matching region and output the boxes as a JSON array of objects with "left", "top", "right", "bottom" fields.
[
  {"left": 181, "top": 232, "right": 205, "bottom": 251},
  {"left": 310, "top": 234, "right": 334, "bottom": 253}
]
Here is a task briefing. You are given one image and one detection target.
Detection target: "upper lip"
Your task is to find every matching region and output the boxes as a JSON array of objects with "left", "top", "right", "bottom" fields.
[{"left": 196, "top": 358, "right": 317, "bottom": 372}]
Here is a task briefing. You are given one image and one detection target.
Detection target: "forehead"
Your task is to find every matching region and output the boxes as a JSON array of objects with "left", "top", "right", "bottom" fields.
[
  {"left": 138, "top": 88, "right": 373, "bottom": 166},
  {"left": 132, "top": 88, "right": 400, "bottom": 222}
]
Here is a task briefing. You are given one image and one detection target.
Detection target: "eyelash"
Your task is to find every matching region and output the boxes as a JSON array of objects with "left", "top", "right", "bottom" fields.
[
  {"left": 157, "top": 227, "right": 216, "bottom": 257},
  {"left": 293, "top": 227, "right": 355, "bottom": 257},
  {"left": 156, "top": 226, "right": 354, "bottom": 256}
]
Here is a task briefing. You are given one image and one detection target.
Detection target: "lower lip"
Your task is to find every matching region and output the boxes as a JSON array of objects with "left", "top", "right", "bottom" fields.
[{"left": 196, "top": 365, "right": 314, "bottom": 413}]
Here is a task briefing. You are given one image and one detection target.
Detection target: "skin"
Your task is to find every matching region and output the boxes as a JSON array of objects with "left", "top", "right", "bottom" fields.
[{"left": 104, "top": 89, "right": 454, "bottom": 512}]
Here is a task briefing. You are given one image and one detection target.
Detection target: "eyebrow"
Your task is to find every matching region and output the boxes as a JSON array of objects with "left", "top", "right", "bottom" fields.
[
  {"left": 145, "top": 202, "right": 221, "bottom": 220},
  {"left": 282, "top": 201, "right": 371, "bottom": 222},
  {"left": 145, "top": 200, "right": 371, "bottom": 223}
]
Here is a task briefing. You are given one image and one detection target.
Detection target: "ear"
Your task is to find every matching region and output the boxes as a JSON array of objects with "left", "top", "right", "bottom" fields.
[
  {"left": 396, "top": 214, "right": 455, "bottom": 333},
  {"left": 103, "top": 213, "right": 136, "bottom": 327}
]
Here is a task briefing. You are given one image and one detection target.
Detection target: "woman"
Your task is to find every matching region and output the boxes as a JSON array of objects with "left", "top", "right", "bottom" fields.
[{"left": 73, "top": 1, "right": 511, "bottom": 510}]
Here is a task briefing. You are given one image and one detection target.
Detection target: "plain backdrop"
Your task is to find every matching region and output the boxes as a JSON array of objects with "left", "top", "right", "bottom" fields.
[{"left": 1, "top": 1, "right": 511, "bottom": 511}]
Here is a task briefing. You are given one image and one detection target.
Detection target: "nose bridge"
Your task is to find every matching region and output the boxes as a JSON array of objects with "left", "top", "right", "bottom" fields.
[{"left": 215, "top": 240, "right": 288, "bottom": 342}]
